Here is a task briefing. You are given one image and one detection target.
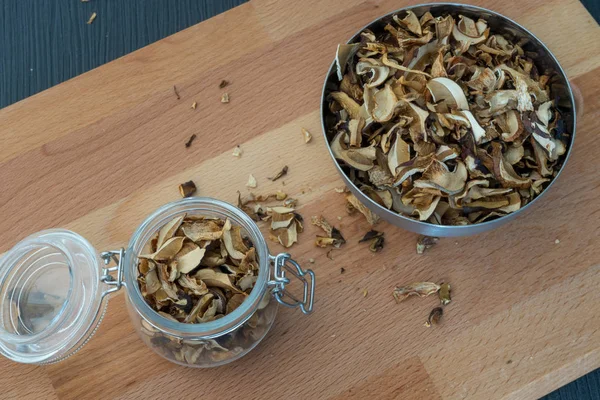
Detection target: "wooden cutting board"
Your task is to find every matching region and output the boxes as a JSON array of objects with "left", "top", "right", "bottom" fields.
[{"left": 1, "top": 0, "right": 599, "bottom": 399}]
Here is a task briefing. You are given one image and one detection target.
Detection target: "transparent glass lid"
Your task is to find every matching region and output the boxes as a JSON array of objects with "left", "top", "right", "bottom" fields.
[{"left": 0, "top": 229, "right": 106, "bottom": 364}]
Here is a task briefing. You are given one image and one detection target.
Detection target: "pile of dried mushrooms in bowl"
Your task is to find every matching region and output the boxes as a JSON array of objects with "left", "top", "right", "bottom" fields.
[{"left": 322, "top": 7, "right": 574, "bottom": 233}]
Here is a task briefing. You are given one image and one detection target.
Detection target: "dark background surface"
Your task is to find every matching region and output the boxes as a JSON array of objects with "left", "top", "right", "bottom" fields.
[{"left": 1, "top": 1, "right": 599, "bottom": 398}]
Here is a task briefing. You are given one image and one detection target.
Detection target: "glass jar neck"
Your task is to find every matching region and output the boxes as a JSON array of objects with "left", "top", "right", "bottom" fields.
[{"left": 124, "top": 198, "right": 271, "bottom": 338}]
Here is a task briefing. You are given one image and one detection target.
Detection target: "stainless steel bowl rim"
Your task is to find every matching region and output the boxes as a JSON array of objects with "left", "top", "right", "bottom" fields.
[{"left": 320, "top": 2, "right": 577, "bottom": 236}]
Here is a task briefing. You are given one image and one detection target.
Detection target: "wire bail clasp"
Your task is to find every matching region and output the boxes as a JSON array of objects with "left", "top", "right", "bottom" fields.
[
  {"left": 100, "top": 248, "right": 125, "bottom": 298},
  {"left": 268, "top": 253, "right": 315, "bottom": 314}
]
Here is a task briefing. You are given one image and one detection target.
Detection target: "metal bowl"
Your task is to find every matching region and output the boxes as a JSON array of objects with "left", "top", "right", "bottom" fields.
[{"left": 320, "top": 3, "right": 576, "bottom": 237}]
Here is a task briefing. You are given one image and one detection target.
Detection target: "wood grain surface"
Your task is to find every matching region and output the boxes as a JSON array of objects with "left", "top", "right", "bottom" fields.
[
  {"left": 0, "top": 0, "right": 599, "bottom": 399},
  {"left": 0, "top": 0, "right": 248, "bottom": 109}
]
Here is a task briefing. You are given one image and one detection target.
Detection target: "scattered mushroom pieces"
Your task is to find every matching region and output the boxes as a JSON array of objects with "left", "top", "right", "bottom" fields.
[
  {"left": 359, "top": 230, "right": 385, "bottom": 253},
  {"left": 302, "top": 128, "right": 313, "bottom": 143},
  {"left": 324, "top": 11, "right": 570, "bottom": 226},
  {"left": 246, "top": 174, "right": 257, "bottom": 188},
  {"left": 221, "top": 93, "right": 230, "bottom": 103},
  {"left": 137, "top": 214, "right": 259, "bottom": 323},
  {"left": 268, "top": 166, "right": 289, "bottom": 182},
  {"left": 185, "top": 134, "right": 197, "bottom": 148},
  {"left": 219, "top": 80, "right": 229, "bottom": 89},
  {"left": 439, "top": 283, "right": 451, "bottom": 305},
  {"left": 268, "top": 207, "right": 303, "bottom": 248},
  {"left": 369, "top": 236, "right": 385, "bottom": 252},
  {"left": 87, "top": 12, "right": 97, "bottom": 24},
  {"left": 425, "top": 307, "right": 443, "bottom": 327},
  {"left": 237, "top": 192, "right": 304, "bottom": 248},
  {"left": 416, "top": 235, "right": 439, "bottom": 254},
  {"left": 232, "top": 145, "right": 243, "bottom": 157},
  {"left": 179, "top": 181, "right": 197, "bottom": 198},
  {"left": 312, "top": 215, "right": 346, "bottom": 248},
  {"left": 346, "top": 193, "right": 380, "bottom": 225}
]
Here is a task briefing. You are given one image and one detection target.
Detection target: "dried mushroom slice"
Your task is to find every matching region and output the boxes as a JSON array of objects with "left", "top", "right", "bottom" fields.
[
  {"left": 359, "top": 230, "right": 385, "bottom": 253},
  {"left": 156, "top": 215, "right": 185, "bottom": 249},
  {"left": 312, "top": 215, "right": 346, "bottom": 248},
  {"left": 174, "top": 243, "right": 206, "bottom": 274},
  {"left": 346, "top": 193, "right": 380, "bottom": 225},
  {"left": 325, "top": 10, "right": 569, "bottom": 226},
  {"left": 141, "top": 237, "right": 186, "bottom": 261},
  {"left": 222, "top": 219, "right": 248, "bottom": 260},
  {"left": 357, "top": 58, "right": 391, "bottom": 88},
  {"left": 427, "top": 77, "right": 469, "bottom": 111},
  {"left": 393, "top": 282, "right": 441, "bottom": 303},
  {"left": 181, "top": 219, "right": 223, "bottom": 242},
  {"left": 416, "top": 235, "right": 439, "bottom": 254}
]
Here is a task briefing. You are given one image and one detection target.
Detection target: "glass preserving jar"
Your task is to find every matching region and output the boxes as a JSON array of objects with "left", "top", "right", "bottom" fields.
[{"left": 0, "top": 198, "right": 315, "bottom": 367}]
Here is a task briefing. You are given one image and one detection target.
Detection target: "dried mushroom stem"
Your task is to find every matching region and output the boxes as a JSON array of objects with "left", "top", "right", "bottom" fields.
[
  {"left": 326, "top": 11, "right": 569, "bottom": 227},
  {"left": 179, "top": 181, "right": 197, "bottom": 198},
  {"left": 185, "top": 134, "right": 197, "bottom": 148},
  {"left": 268, "top": 166, "right": 289, "bottom": 182}
]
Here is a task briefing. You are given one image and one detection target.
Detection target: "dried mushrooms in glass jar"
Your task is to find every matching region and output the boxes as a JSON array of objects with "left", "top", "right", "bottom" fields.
[
  {"left": 136, "top": 214, "right": 272, "bottom": 366},
  {"left": 137, "top": 215, "right": 259, "bottom": 323}
]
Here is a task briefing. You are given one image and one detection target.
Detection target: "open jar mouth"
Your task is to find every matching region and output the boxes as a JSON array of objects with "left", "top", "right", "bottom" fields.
[
  {"left": 0, "top": 230, "right": 104, "bottom": 364},
  {"left": 124, "top": 198, "right": 271, "bottom": 339}
]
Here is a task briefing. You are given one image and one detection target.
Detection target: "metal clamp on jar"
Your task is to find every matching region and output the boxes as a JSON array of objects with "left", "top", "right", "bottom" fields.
[{"left": 0, "top": 198, "right": 315, "bottom": 367}]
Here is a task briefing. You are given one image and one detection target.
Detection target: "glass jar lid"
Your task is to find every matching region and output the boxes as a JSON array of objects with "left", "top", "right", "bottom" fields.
[{"left": 0, "top": 229, "right": 107, "bottom": 364}]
